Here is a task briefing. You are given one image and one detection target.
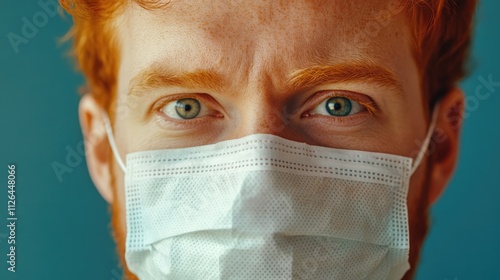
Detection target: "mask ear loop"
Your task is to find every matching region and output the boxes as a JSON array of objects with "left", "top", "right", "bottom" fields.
[
  {"left": 102, "top": 110, "right": 127, "bottom": 173},
  {"left": 101, "top": 105, "right": 438, "bottom": 176},
  {"left": 410, "top": 103, "right": 440, "bottom": 176}
]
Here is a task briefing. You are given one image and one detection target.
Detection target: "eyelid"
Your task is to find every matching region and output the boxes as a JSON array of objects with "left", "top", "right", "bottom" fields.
[
  {"left": 301, "top": 91, "right": 378, "bottom": 117},
  {"left": 150, "top": 93, "right": 223, "bottom": 119}
]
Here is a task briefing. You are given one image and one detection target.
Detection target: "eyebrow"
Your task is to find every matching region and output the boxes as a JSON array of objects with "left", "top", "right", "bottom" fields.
[
  {"left": 129, "top": 65, "right": 226, "bottom": 97},
  {"left": 284, "top": 62, "right": 403, "bottom": 94},
  {"left": 128, "top": 61, "right": 403, "bottom": 97}
]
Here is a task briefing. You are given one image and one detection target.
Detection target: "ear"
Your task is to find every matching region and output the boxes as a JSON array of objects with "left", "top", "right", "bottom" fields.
[
  {"left": 79, "top": 94, "right": 114, "bottom": 204},
  {"left": 427, "top": 88, "right": 465, "bottom": 205}
]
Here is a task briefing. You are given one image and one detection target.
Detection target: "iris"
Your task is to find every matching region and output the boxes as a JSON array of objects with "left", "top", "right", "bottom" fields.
[
  {"left": 325, "top": 97, "right": 352, "bottom": 116},
  {"left": 175, "top": 98, "right": 201, "bottom": 119}
]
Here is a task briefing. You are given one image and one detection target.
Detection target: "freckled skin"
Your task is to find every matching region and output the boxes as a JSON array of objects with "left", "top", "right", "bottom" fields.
[{"left": 106, "top": 1, "right": 437, "bottom": 279}]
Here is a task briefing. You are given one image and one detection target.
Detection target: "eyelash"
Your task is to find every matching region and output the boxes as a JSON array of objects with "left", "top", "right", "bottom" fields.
[
  {"left": 152, "top": 93, "right": 223, "bottom": 125},
  {"left": 301, "top": 91, "right": 378, "bottom": 118},
  {"left": 152, "top": 91, "right": 378, "bottom": 128}
]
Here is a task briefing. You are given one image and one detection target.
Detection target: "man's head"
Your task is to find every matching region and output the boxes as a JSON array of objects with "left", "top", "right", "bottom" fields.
[{"left": 61, "top": 0, "right": 477, "bottom": 279}]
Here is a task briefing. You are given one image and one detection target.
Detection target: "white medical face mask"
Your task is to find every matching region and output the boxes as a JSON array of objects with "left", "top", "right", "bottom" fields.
[{"left": 103, "top": 107, "right": 438, "bottom": 280}]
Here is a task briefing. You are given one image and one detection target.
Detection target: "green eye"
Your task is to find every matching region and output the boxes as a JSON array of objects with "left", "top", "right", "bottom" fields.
[
  {"left": 160, "top": 97, "right": 217, "bottom": 121},
  {"left": 175, "top": 98, "right": 201, "bottom": 119},
  {"left": 325, "top": 97, "right": 352, "bottom": 116}
]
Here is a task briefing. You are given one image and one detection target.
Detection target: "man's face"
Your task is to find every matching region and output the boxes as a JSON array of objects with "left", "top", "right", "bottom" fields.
[{"left": 96, "top": 0, "right": 443, "bottom": 277}]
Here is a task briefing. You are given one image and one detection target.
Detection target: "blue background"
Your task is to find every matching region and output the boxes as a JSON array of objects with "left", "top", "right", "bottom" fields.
[{"left": 0, "top": 1, "right": 498, "bottom": 279}]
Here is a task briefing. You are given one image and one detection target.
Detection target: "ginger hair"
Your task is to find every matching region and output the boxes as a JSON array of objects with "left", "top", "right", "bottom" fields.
[
  {"left": 59, "top": 1, "right": 477, "bottom": 279},
  {"left": 60, "top": 0, "right": 477, "bottom": 113}
]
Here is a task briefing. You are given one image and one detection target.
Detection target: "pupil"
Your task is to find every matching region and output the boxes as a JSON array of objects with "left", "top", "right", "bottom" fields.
[
  {"left": 325, "top": 97, "right": 351, "bottom": 116},
  {"left": 175, "top": 98, "right": 201, "bottom": 119}
]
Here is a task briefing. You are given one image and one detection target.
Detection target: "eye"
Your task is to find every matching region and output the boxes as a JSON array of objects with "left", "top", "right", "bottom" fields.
[
  {"left": 161, "top": 98, "right": 210, "bottom": 119},
  {"left": 311, "top": 96, "right": 365, "bottom": 117}
]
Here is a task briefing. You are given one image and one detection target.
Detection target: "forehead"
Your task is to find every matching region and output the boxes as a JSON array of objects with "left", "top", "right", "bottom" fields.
[{"left": 115, "top": 0, "right": 414, "bottom": 96}]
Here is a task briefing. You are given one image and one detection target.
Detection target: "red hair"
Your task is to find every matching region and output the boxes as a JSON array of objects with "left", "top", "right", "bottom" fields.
[
  {"left": 405, "top": 0, "right": 478, "bottom": 109},
  {"left": 60, "top": 1, "right": 477, "bottom": 279},
  {"left": 60, "top": 0, "right": 477, "bottom": 114}
]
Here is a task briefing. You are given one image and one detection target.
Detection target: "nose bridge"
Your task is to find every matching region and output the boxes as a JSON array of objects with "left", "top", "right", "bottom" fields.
[
  {"left": 226, "top": 48, "right": 302, "bottom": 140},
  {"left": 237, "top": 94, "right": 289, "bottom": 137}
]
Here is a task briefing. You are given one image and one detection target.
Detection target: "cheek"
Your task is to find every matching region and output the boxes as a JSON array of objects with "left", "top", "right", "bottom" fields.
[
  {"left": 111, "top": 162, "right": 128, "bottom": 236},
  {"left": 406, "top": 159, "right": 430, "bottom": 223}
]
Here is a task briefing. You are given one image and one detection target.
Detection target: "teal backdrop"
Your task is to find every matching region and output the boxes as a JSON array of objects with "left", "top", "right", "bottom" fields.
[{"left": 0, "top": 1, "right": 498, "bottom": 279}]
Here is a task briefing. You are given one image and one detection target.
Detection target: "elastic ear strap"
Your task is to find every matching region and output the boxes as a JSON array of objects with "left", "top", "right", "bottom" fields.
[
  {"left": 102, "top": 111, "right": 127, "bottom": 173},
  {"left": 410, "top": 103, "right": 440, "bottom": 175}
]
